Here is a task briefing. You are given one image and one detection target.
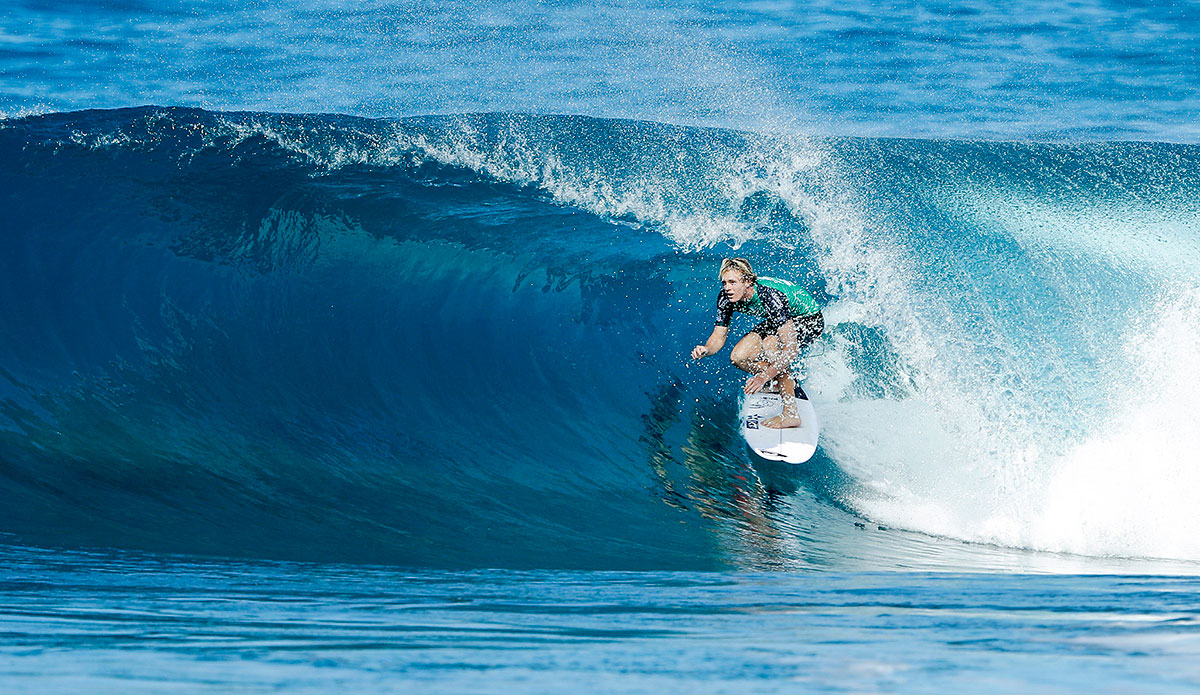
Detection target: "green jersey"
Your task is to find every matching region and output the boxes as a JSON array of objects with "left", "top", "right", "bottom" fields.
[{"left": 716, "top": 276, "right": 820, "bottom": 327}]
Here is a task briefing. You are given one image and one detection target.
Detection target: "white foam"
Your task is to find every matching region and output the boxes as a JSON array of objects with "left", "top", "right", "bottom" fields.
[
  {"left": 810, "top": 171, "right": 1200, "bottom": 564},
  {"left": 838, "top": 286, "right": 1200, "bottom": 564},
  {"left": 1030, "top": 287, "right": 1200, "bottom": 560}
]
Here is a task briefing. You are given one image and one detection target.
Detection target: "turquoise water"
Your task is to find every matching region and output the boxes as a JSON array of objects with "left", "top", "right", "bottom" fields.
[{"left": 3, "top": 1, "right": 1200, "bottom": 692}]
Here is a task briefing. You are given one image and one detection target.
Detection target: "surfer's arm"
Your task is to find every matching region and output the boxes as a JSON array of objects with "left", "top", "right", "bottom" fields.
[{"left": 691, "top": 325, "right": 729, "bottom": 360}]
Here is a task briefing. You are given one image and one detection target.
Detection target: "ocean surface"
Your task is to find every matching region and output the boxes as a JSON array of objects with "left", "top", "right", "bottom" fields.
[{"left": 3, "top": 0, "right": 1200, "bottom": 692}]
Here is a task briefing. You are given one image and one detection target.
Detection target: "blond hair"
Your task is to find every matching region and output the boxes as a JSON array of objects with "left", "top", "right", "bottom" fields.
[{"left": 719, "top": 258, "right": 757, "bottom": 283}]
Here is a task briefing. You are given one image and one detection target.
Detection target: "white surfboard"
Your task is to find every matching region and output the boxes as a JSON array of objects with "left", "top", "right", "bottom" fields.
[{"left": 739, "top": 383, "right": 819, "bottom": 464}]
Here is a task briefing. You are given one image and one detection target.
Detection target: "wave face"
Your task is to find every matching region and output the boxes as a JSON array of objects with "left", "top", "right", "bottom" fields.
[{"left": 2, "top": 107, "right": 1200, "bottom": 569}]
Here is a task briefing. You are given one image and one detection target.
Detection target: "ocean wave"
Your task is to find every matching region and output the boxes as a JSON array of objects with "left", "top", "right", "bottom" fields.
[{"left": 2, "top": 107, "right": 1199, "bottom": 568}]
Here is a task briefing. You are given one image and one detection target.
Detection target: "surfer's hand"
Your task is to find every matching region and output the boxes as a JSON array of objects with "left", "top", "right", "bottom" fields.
[
  {"left": 691, "top": 345, "right": 708, "bottom": 360},
  {"left": 744, "top": 374, "right": 769, "bottom": 394}
]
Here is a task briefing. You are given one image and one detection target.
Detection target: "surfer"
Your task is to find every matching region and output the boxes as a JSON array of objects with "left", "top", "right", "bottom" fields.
[{"left": 690, "top": 258, "right": 823, "bottom": 429}]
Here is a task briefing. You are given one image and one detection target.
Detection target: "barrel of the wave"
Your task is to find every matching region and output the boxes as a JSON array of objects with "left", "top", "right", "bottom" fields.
[{"left": 691, "top": 261, "right": 824, "bottom": 464}]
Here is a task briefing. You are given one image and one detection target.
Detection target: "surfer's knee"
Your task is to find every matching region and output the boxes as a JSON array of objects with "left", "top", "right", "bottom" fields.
[
  {"left": 730, "top": 345, "right": 761, "bottom": 369},
  {"left": 730, "top": 334, "right": 762, "bottom": 363}
]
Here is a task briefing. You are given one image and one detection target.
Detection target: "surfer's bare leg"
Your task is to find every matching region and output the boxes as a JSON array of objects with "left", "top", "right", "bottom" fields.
[
  {"left": 762, "top": 366, "right": 803, "bottom": 429},
  {"left": 730, "top": 333, "right": 781, "bottom": 393},
  {"left": 729, "top": 333, "right": 766, "bottom": 375},
  {"left": 761, "top": 323, "right": 803, "bottom": 429}
]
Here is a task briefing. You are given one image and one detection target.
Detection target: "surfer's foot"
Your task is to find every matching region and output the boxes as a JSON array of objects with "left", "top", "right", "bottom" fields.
[{"left": 763, "top": 414, "right": 802, "bottom": 429}]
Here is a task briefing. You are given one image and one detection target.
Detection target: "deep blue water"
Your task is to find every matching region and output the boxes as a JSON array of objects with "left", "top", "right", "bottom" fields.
[
  {"left": 6, "top": 0, "right": 1200, "bottom": 141},
  {"left": 3, "top": 0, "right": 1200, "bottom": 692}
]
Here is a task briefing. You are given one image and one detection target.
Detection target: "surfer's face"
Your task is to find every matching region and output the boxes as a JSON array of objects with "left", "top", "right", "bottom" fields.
[{"left": 721, "top": 271, "right": 752, "bottom": 302}]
